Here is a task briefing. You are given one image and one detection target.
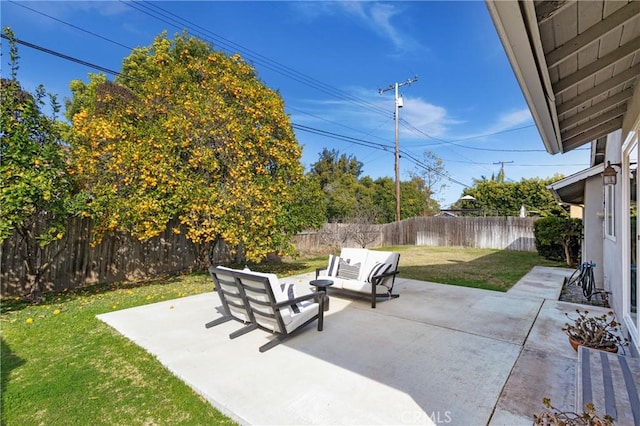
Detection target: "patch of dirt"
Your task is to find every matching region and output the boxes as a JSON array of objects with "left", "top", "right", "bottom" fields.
[{"left": 559, "top": 280, "right": 609, "bottom": 307}]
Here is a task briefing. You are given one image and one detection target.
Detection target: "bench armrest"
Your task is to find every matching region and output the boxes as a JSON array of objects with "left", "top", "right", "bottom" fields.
[
  {"left": 274, "top": 291, "right": 323, "bottom": 309},
  {"left": 274, "top": 291, "right": 325, "bottom": 329},
  {"left": 371, "top": 269, "right": 399, "bottom": 286},
  {"left": 315, "top": 267, "right": 327, "bottom": 279}
]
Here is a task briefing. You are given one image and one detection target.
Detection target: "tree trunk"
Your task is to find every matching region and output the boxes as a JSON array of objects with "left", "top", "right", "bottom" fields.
[{"left": 563, "top": 242, "right": 574, "bottom": 268}]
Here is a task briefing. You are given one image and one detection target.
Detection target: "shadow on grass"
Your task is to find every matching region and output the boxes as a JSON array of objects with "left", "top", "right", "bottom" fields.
[
  {"left": 1, "top": 338, "right": 25, "bottom": 426},
  {"left": 1, "top": 256, "right": 327, "bottom": 315},
  {"left": 241, "top": 256, "right": 326, "bottom": 276},
  {"left": 0, "top": 271, "right": 209, "bottom": 315}
]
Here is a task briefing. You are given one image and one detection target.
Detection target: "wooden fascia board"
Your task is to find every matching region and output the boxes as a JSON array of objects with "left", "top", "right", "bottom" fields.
[
  {"left": 535, "top": 0, "right": 573, "bottom": 25},
  {"left": 485, "top": 0, "right": 562, "bottom": 154}
]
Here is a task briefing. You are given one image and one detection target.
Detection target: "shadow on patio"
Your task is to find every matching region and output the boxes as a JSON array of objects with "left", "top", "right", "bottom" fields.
[{"left": 96, "top": 266, "right": 609, "bottom": 425}]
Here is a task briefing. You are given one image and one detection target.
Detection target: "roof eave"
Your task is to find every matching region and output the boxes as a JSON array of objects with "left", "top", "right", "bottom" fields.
[
  {"left": 546, "top": 163, "right": 605, "bottom": 205},
  {"left": 485, "top": 1, "right": 563, "bottom": 155}
]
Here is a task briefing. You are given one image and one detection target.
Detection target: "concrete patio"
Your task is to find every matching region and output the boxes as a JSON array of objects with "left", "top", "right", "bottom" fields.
[{"left": 97, "top": 266, "right": 621, "bottom": 425}]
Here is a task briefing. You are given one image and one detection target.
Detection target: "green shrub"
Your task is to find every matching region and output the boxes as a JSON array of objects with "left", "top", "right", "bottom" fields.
[{"left": 534, "top": 217, "right": 582, "bottom": 267}]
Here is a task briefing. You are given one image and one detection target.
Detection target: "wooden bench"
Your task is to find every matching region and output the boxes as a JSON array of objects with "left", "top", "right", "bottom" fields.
[{"left": 576, "top": 346, "right": 640, "bottom": 425}]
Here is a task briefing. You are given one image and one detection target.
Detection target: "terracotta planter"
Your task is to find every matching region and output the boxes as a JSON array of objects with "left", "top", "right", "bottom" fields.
[{"left": 568, "top": 336, "right": 618, "bottom": 353}]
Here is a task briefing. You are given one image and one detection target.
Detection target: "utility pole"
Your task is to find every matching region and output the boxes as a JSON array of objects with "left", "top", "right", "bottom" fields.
[
  {"left": 379, "top": 76, "right": 418, "bottom": 222},
  {"left": 493, "top": 160, "right": 513, "bottom": 182}
]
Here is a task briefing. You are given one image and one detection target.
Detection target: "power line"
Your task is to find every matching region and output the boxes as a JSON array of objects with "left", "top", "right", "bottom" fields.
[
  {"left": 11, "top": 0, "right": 393, "bottom": 119},
  {"left": 443, "top": 158, "right": 587, "bottom": 167},
  {"left": 0, "top": 33, "right": 140, "bottom": 81},
  {"left": 121, "top": 0, "right": 393, "bottom": 119},
  {"left": 0, "top": 23, "right": 555, "bottom": 190},
  {"left": 286, "top": 106, "right": 392, "bottom": 145},
  {"left": 400, "top": 119, "right": 542, "bottom": 152},
  {"left": 291, "top": 124, "right": 392, "bottom": 152},
  {"left": 12, "top": 1, "right": 579, "bottom": 164},
  {"left": 400, "top": 150, "right": 470, "bottom": 188},
  {"left": 9, "top": 1, "right": 134, "bottom": 51},
  {"left": 399, "top": 118, "right": 590, "bottom": 152},
  {"left": 292, "top": 124, "right": 470, "bottom": 188}
]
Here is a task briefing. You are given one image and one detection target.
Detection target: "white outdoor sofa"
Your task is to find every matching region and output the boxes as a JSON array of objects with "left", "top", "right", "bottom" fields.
[{"left": 315, "top": 248, "right": 400, "bottom": 308}]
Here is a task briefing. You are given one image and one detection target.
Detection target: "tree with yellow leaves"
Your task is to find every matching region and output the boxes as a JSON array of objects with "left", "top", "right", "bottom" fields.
[{"left": 67, "top": 31, "right": 316, "bottom": 264}]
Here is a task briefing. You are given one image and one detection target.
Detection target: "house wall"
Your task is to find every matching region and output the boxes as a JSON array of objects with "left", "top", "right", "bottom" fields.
[
  {"left": 622, "top": 82, "right": 640, "bottom": 139},
  {"left": 602, "top": 130, "right": 624, "bottom": 316},
  {"left": 569, "top": 205, "right": 583, "bottom": 219},
  {"left": 583, "top": 176, "right": 604, "bottom": 288}
]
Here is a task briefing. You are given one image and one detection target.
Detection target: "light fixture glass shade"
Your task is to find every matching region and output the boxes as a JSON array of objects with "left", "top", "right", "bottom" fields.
[{"left": 602, "top": 161, "right": 617, "bottom": 186}]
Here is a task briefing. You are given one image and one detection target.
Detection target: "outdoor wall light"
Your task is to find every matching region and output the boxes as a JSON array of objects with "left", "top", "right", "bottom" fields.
[{"left": 602, "top": 161, "right": 619, "bottom": 186}]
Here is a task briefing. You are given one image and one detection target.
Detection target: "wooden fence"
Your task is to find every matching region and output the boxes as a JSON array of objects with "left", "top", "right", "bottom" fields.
[
  {"left": 2, "top": 216, "right": 536, "bottom": 297},
  {"left": 0, "top": 218, "right": 232, "bottom": 297},
  {"left": 383, "top": 216, "right": 536, "bottom": 251},
  {"left": 292, "top": 217, "right": 537, "bottom": 252}
]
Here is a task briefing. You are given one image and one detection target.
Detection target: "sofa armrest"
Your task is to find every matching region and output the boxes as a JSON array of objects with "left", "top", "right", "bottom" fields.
[
  {"left": 274, "top": 291, "right": 322, "bottom": 309},
  {"left": 315, "top": 267, "right": 327, "bottom": 279},
  {"left": 371, "top": 269, "right": 399, "bottom": 286},
  {"left": 274, "top": 291, "right": 325, "bottom": 330}
]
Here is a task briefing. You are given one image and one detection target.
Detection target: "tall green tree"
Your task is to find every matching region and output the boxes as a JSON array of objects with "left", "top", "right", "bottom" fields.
[
  {"left": 310, "top": 148, "right": 363, "bottom": 189},
  {"left": 401, "top": 178, "right": 430, "bottom": 219},
  {"left": 68, "top": 31, "right": 307, "bottom": 264},
  {"left": 309, "top": 149, "right": 366, "bottom": 222},
  {"left": 454, "top": 174, "right": 565, "bottom": 216},
  {"left": 1, "top": 28, "right": 76, "bottom": 298},
  {"left": 310, "top": 149, "right": 433, "bottom": 223},
  {"left": 373, "top": 177, "right": 396, "bottom": 223}
]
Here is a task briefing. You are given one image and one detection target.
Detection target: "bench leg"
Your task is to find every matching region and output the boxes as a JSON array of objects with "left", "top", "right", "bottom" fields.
[
  {"left": 259, "top": 335, "right": 286, "bottom": 353},
  {"left": 318, "top": 297, "right": 325, "bottom": 331},
  {"left": 205, "top": 315, "right": 232, "bottom": 329},
  {"left": 371, "top": 292, "right": 400, "bottom": 309},
  {"left": 229, "top": 323, "right": 257, "bottom": 339}
]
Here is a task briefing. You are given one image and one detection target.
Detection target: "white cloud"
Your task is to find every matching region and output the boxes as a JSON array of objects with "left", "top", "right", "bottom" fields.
[
  {"left": 290, "top": 1, "right": 422, "bottom": 53},
  {"left": 487, "top": 108, "right": 533, "bottom": 133},
  {"left": 444, "top": 107, "right": 533, "bottom": 143},
  {"left": 290, "top": 86, "right": 453, "bottom": 142},
  {"left": 400, "top": 96, "right": 452, "bottom": 138}
]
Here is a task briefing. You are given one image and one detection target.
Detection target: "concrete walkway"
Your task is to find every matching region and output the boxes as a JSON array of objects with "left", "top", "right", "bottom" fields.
[{"left": 97, "top": 266, "right": 615, "bottom": 425}]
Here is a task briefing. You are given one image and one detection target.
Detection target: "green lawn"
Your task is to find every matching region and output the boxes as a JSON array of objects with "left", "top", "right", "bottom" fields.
[
  {"left": 388, "top": 245, "right": 566, "bottom": 292},
  {"left": 0, "top": 246, "right": 563, "bottom": 425}
]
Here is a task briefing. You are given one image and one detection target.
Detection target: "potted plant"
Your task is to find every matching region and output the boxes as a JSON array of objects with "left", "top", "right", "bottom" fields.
[
  {"left": 563, "top": 309, "right": 628, "bottom": 353},
  {"left": 534, "top": 398, "right": 613, "bottom": 425}
]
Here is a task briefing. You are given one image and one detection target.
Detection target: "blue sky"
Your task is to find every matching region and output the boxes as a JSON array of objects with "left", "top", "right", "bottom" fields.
[{"left": 2, "top": 1, "right": 591, "bottom": 207}]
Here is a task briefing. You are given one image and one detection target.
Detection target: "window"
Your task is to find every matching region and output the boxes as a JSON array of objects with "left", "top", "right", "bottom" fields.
[{"left": 605, "top": 183, "right": 616, "bottom": 238}]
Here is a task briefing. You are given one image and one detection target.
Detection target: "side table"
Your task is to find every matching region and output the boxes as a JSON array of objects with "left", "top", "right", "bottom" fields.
[{"left": 310, "top": 279, "right": 333, "bottom": 312}]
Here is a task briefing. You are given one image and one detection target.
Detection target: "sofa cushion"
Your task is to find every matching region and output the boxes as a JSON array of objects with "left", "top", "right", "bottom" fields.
[
  {"left": 280, "top": 282, "right": 314, "bottom": 314},
  {"left": 340, "top": 248, "right": 369, "bottom": 265},
  {"left": 361, "top": 251, "right": 399, "bottom": 287},
  {"left": 341, "top": 279, "right": 391, "bottom": 295},
  {"left": 365, "top": 262, "right": 393, "bottom": 283},
  {"left": 326, "top": 254, "right": 341, "bottom": 277},
  {"left": 336, "top": 258, "right": 361, "bottom": 280}
]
